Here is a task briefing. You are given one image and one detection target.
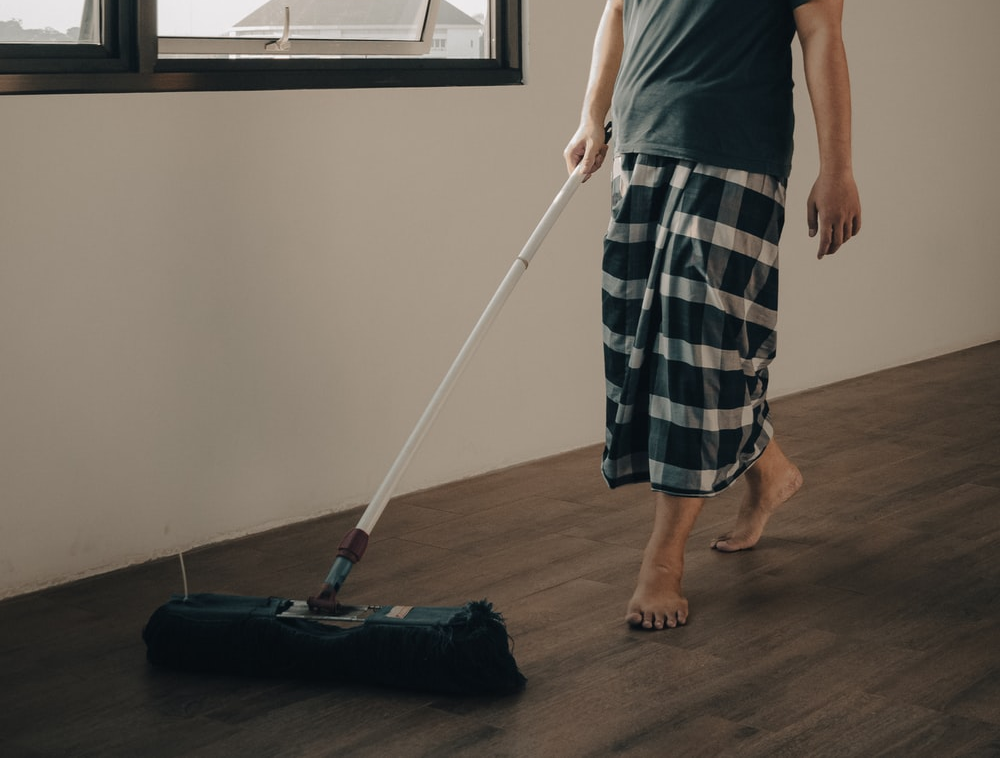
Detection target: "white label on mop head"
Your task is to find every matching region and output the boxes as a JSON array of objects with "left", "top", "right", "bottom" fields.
[{"left": 386, "top": 605, "right": 413, "bottom": 619}]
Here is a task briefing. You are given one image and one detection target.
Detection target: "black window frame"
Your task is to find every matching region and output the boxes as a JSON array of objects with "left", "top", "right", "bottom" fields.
[{"left": 0, "top": 0, "right": 522, "bottom": 96}]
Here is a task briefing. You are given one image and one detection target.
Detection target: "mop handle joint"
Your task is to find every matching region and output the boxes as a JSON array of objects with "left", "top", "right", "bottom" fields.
[{"left": 337, "top": 528, "right": 369, "bottom": 564}]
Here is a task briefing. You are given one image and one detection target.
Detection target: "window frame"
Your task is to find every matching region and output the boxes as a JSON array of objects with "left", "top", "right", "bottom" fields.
[{"left": 0, "top": 0, "right": 522, "bottom": 96}]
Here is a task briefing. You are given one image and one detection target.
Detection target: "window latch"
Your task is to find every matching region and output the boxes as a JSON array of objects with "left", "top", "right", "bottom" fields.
[{"left": 265, "top": 6, "right": 291, "bottom": 52}]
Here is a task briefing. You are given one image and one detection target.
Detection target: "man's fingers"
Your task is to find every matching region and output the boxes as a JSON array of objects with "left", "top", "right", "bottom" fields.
[
  {"left": 818, "top": 226, "right": 833, "bottom": 258},
  {"left": 564, "top": 144, "right": 584, "bottom": 175},
  {"left": 818, "top": 222, "right": 851, "bottom": 258},
  {"left": 842, "top": 221, "right": 854, "bottom": 245},
  {"left": 580, "top": 142, "right": 610, "bottom": 182}
]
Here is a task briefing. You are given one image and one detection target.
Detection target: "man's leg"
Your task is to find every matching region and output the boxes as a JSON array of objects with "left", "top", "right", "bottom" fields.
[
  {"left": 627, "top": 493, "right": 704, "bottom": 629},
  {"left": 711, "top": 439, "right": 803, "bottom": 552}
]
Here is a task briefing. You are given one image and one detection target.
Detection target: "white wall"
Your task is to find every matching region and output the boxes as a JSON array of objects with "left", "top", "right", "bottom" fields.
[
  {"left": 2, "top": 0, "right": 998, "bottom": 599},
  {"left": 779, "top": 1, "right": 1000, "bottom": 392}
]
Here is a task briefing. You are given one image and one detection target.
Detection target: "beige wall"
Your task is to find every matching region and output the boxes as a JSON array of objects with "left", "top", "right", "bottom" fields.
[{"left": 2, "top": 0, "right": 998, "bottom": 599}]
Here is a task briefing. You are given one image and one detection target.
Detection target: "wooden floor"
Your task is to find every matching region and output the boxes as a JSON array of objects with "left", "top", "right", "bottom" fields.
[{"left": 2, "top": 342, "right": 999, "bottom": 758}]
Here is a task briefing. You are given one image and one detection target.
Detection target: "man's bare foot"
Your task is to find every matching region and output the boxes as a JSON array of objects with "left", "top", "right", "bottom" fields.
[
  {"left": 626, "top": 494, "right": 703, "bottom": 629},
  {"left": 712, "top": 440, "right": 803, "bottom": 552},
  {"left": 626, "top": 557, "right": 689, "bottom": 629}
]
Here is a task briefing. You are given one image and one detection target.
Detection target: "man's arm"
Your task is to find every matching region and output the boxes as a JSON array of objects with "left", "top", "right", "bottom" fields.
[
  {"left": 795, "top": 0, "right": 862, "bottom": 258},
  {"left": 564, "top": 0, "right": 624, "bottom": 180}
]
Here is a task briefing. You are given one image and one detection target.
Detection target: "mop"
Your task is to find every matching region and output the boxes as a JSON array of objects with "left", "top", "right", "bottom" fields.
[{"left": 144, "top": 131, "right": 609, "bottom": 696}]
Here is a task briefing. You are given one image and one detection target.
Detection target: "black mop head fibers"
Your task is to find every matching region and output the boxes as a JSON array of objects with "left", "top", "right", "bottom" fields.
[{"left": 143, "top": 593, "right": 526, "bottom": 696}]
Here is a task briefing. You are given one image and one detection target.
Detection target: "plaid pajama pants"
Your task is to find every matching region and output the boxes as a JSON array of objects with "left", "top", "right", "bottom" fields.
[{"left": 602, "top": 153, "right": 786, "bottom": 497}]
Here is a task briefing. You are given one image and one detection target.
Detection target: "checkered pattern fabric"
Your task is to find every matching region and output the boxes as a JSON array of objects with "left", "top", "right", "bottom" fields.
[{"left": 602, "top": 153, "right": 787, "bottom": 497}]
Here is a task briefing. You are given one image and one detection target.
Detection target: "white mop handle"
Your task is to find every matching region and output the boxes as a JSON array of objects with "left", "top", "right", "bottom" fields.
[{"left": 355, "top": 164, "right": 586, "bottom": 535}]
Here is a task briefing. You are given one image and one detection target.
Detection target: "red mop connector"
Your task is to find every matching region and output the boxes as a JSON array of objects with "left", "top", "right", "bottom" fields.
[
  {"left": 306, "top": 528, "right": 370, "bottom": 613},
  {"left": 336, "top": 528, "right": 369, "bottom": 564}
]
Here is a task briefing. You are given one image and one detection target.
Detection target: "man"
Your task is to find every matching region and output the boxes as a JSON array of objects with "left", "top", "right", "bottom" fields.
[{"left": 564, "top": 0, "right": 862, "bottom": 630}]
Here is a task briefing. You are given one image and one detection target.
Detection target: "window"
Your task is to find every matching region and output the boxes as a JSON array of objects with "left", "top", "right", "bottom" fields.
[{"left": 0, "top": 0, "right": 521, "bottom": 95}]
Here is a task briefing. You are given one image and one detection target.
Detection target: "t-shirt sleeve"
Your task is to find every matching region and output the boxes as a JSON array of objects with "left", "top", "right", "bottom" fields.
[{"left": 790, "top": 0, "right": 812, "bottom": 8}]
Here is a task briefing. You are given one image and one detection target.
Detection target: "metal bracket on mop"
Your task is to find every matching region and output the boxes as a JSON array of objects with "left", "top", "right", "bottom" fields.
[{"left": 279, "top": 600, "right": 381, "bottom": 626}]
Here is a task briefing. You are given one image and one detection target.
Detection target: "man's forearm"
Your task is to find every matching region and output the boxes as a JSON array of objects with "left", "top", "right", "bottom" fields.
[
  {"left": 797, "top": 2, "right": 854, "bottom": 174},
  {"left": 581, "top": 0, "right": 624, "bottom": 131}
]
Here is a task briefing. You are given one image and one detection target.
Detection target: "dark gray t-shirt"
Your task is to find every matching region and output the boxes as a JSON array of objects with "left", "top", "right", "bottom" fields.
[{"left": 613, "top": 0, "right": 812, "bottom": 178}]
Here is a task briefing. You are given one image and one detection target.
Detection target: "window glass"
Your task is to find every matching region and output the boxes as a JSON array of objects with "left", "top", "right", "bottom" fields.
[
  {"left": 158, "top": 0, "right": 489, "bottom": 60},
  {"left": 0, "top": 0, "right": 99, "bottom": 44}
]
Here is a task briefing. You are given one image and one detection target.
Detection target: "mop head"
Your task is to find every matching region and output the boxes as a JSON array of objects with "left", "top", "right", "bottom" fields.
[{"left": 142, "top": 593, "right": 526, "bottom": 696}]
